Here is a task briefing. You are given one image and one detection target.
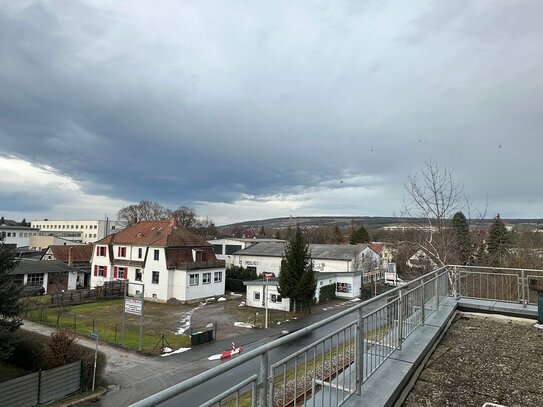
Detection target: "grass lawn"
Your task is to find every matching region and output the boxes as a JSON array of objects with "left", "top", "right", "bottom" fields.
[{"left": 25, "top": 299, "right": 191, "bottom": 353}]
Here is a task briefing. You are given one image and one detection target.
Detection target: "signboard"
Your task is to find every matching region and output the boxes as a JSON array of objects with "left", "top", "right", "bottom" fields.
[
  {"left": 125, "top": 298, "right": 143, "bottom": 315},
  {"left": 336, "top": 283, "right": 352, "bottom": 293}
]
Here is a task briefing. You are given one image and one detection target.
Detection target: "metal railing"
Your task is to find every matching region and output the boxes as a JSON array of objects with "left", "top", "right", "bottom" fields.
[{"left": 131, "top": 265, "right": 542, "bottom": 407}]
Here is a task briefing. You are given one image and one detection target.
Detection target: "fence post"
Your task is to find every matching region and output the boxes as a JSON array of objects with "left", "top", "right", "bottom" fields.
[
  {"left": 259, "top": 351, "right": 269, "bottom": 406},
  {"left": 356, "top": 307, "right": 364, "bottom": 394},
  {"left": 455, "top": 266, "right": 460, "bottom": 299},
  {"left": 398, "top": 290, "right": 404, "bottom": 350},
  {"left": 37, "top": 369, "right": 42, "bottom": 404},
  {"left": 520, "top": 270, "right": 526, "bottom": 308},
  {"left": 420, "top": 280, "right": 425, "bottom": 325}
]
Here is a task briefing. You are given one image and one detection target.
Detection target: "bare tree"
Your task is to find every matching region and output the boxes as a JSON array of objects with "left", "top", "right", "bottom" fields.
[
  {"left": 117, "top": 200, "right": 171, "bottom": 227},
  {"left": 402, "top": 159, "right": 466, "bottom": 267},
  {"left": 172, "top": 206, "right": 197, "bottom": 229}
]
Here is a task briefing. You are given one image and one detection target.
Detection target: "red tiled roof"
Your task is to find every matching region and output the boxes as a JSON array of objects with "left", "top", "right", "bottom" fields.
[
  {"left": 368, "top": 243, "right": 384, "bottom": 254},
  {"left": 95, "top": 220, "right": 211, "bottom": 248},
  {"left": 45, "top": 245, "right": 93, "bottom": 263}
]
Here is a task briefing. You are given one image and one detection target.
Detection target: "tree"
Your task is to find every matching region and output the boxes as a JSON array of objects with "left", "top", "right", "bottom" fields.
[
  {"left": 259, "top": 226, "right": 266, "bottom": 237},
  {"left": 332, "top": 225, "right": 343, "bottom": 244},
  {"left": 486, "top": 214, "right": 510, "bottom": 266},
  {"left": 278, "top": 228, "right": 317, "bottom": 313},
  {"left": 403, "top": 159, "right": 466, "bottom": 267},
  {"left": 20, "top": 218, "right": 27, "bottom": 227},
  {"left": 350, "top": 225, "right": 370, "bottom": 244},
  {"left": 451, "top": 212, "right": 472, "bottom": 264},
  {"left": 172, "top": 206, "right": 197, "bottom": 229},
  {"left": 0, "top": 217, "right": 4, "bottom": 225},
  {"left": 273, "top": 230, "right": 282, "bottom": 240},
  {"left": 117, "top": 200, "right": 170, "bottom": 227},
  {"left": 0, "top": 239, "right": 24, "bottom": 360}
]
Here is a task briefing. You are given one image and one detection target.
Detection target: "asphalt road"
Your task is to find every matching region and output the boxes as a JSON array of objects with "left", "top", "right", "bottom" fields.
[
  {"left": 86, "top": 296, "right": 389, "bottom": 407},
  {"left": 158, "top": 297, "right": 388, "bottom": 407}
]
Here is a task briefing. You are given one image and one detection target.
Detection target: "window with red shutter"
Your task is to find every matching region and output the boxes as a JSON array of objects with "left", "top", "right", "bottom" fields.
[
  {"left": 114, "top": 267, "right": 118, "bottom": 278},
  {"left": 94, "top": 265, "right": 98, "bottom": 276}
]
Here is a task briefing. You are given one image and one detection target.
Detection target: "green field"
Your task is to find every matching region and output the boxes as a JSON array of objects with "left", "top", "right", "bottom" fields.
[{"left": 24, "top": 299, "right": 191, "bottom": 353}]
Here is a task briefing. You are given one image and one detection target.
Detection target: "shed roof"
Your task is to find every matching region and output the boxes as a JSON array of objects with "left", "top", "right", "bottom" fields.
[
  {"left": 11, "top": 260, "right": 80, "bottom": 275},
  {"left": 236, "top": 242, "right": 366, "bottom": 261}
]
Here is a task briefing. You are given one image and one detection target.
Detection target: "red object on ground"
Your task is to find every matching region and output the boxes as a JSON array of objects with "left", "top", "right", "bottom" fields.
[{"left": 219, "top": 346, "right": 244, "bottom": 360}]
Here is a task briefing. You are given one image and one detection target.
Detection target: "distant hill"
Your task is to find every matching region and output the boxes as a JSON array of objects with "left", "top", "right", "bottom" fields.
[{"left": 218, "top": 216, "right": 543, "bottom": 230}]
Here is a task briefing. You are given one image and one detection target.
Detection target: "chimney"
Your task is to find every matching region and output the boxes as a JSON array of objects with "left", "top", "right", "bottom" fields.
[
  {"left": 68, "top": 246, "right": 73, "bottom": 267},
  {"left": 169, "top": 217, "right": 177, "bottom": 229}
]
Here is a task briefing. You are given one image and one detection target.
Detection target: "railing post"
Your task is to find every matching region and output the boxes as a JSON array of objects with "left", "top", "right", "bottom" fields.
[
  {"left": 356, "top": 307, "right": 364, "bottom": 395},
  {"left": 398, "top": 290, "right": 403, "bottom": 350},
  {"left": 435, "top": 271, "right": 440, "bottom": 310},
  {"left": 259, "top": 351, "right": 269, "bottom": 406},
  {"left": 455, "top": 266, "right": 460, "bottom": 299},
  {"left": 420, "top": 280, "right": 425, "bottom": 325},
  {"left": 520, "top": 270, "right": 526, "bottom": 308}
]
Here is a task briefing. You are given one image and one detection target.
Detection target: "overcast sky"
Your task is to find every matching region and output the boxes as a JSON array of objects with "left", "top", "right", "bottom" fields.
[{"left": 1, "top": 0, "right": 542, "bottom": 225}]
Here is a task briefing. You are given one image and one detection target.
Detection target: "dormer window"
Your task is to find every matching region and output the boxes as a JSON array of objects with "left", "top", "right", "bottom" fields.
[
  {"left": 118, "top": 247, "right": 127, "bottom": 257},
  {"left": 96, "top": 246, "right": 107, "bottom": 256},
  {"left": 193, "top": 250, "right": 203, "bottom": 262}
]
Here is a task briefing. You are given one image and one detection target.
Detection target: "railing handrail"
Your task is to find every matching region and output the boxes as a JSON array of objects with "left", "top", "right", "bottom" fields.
[
  {"left": 130, "top": 267, "right": 450, "bottom": 407},
  {"left": 453, "top": 264, "right": 543, "bottom": 273}
]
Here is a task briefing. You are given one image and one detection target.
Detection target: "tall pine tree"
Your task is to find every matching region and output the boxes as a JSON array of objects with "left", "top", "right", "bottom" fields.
[
  {"left": 350, "top": 226, "right": 370, "bottom": 244},
  {"left": 451, "top": 212, "right": 472, "bottom": 264},
  {"left": 487, "top": 214, "right": 510, "bottom": 266},
  {"left": 0, "top": 239, "right": 24, "bottom": 360},
  {"left": 278, "top": 228, "right": 317, "bottom": 313}
]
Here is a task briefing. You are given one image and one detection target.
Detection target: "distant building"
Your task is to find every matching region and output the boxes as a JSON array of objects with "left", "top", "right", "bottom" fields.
[
  {"left": 0, "top": 225, "right": 40, "bottom": 247},
  {"left": 41, "top": 245, "right": 94, "bottom": 288},
  {"left": 208, "top": 237, "right": 285, "bottom": 267},
  {"left": 12, "top": 259, "right": 81, "bottom": 294},
  {"left": 91, "top": 219, "right": 226, "bottom": 302},
  {"left": 29, "top": 235, "right": 84, "bottom": 251},
  {"left": 235, "top": 242, "right": 382, "bottom": 310},
  {"left": 30, "top": 219, "right": 121, "bottom": 244}
]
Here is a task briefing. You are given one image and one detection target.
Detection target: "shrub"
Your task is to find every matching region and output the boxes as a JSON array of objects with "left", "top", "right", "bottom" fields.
[
  {"left": 7, "top": 329, "right": 106, "bottom": 389},
  {"left": 319, "top": 284, "right": 336, "bottom": 303}
]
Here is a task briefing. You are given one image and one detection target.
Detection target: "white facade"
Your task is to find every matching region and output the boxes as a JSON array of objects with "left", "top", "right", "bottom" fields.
[
  {"left": 209, "top": 238, "right": 285, "bottom": 267},
  {"left": 245, "top": 283, "right": 289, "bottom": 312},
  {"left": 91, "top": 243, "right": 225, "bottom": 302},
  {"left": 31, "top": 219, "right": 121, "bottom": 244},
  {"left": 244, "top": 272, "right": 362, "bottom": 312},
  {"left": 0, "top": 225, "right": 39, "bottom": 247}
]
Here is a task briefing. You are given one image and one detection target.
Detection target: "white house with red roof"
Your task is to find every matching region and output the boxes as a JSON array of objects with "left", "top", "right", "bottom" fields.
[{"left": 90, "top": 219, "right": 226, "bottom": 302}]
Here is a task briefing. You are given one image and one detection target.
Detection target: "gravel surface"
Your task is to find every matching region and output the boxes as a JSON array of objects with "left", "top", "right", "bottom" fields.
[{"left": 403, "top": 313, "right": 543, "bottom": 407}]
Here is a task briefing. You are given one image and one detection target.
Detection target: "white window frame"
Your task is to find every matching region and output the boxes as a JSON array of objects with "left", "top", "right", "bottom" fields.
[
  {"left": 203, "top": 273, "right": 211, "bottom": 284},
  {"left": 214, "top": 272, "right": 222, "bottom": 283},
  {"left": 189, "top": 274, "right": 199, "bottom": 286},
  {"left": 253, "top": 291, "right": 260, "bottom": 301}
]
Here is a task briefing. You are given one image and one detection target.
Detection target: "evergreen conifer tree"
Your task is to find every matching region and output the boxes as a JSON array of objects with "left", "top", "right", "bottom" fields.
[
  {"left": 451, "top": 212, "right": 472, "bottom": 264},
  {"left": 333, "top": 225, "right": 343, "bottom": 244},
  {"left": 0, "top": 239, "right": 23, "bottom": 360},
  {"left": 278, "top": 228, "right": 317, "bottom": 312},
  {"left": 350, "top": 225, "right": 370, "bottom": 244},
  {"left": 487, "top": 214, "right": 510, "bottom": 266}
]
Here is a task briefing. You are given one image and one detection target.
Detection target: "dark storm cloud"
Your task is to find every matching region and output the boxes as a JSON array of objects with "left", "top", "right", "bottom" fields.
[{"left": 1, "top": 0, "right": 543, "bottom": 221}]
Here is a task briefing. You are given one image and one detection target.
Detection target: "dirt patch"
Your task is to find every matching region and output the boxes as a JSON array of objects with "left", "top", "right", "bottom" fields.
[{"left": 403, "top": 313, "right": 543, "bottom": 407}]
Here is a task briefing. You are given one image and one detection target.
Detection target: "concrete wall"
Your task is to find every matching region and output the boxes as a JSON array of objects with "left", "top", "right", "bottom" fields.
[{"left": 245, "top": 284, "right": 290, "bottom": 312}]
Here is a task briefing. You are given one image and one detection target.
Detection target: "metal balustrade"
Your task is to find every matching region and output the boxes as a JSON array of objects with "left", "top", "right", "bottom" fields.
[{"left": 131, "top": 265, "right": 543, "bottom": 407}]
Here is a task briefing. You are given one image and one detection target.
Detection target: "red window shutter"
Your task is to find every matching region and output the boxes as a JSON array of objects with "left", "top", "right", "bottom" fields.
[
  {"left": 96, "top": 247, "right": 99, "bottom": 256},
  {"left": 125, "top": 268, "right": 128, "bottom": 280},
  {"left": 117, "top": 247, "right": 120, "bottom": 257},
  {"left": 114, "top": 267, "right": 118, "bottom": 278},
  {"left": 94, "top": 265, "right": 98, "bottom": 276},
  {"left": 104, "top": 266, "right": 108, "bottom": 277}
]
